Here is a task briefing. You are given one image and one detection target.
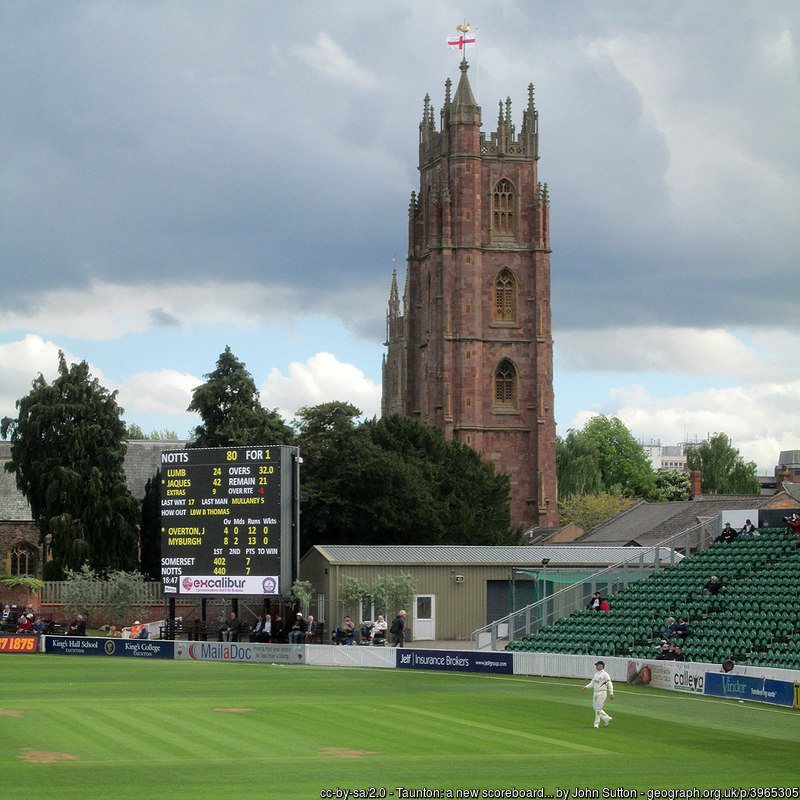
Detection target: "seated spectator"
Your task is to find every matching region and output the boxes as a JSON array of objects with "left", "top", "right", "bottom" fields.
[
  {"left": 715, "top": 522, "right": 738, "bottom": 543},
  {"left": 69, "top": 615, "right": 86, "bottom": 636},
  {"left": 587, "top": 592, "right": 602, "bottom": 611},
  {"left": 288, "top": 613, "right": 307, "bottom": 643},
  {"left": 305, "top": 615, "right": 316, "bottom": 642},
  {"left": 32, "top": 616, "right": 46, "bottom": 635},
  {"left": 663, "top": 617, "right": 677, "bottom": 639},
  {"left": 599, "top": 599, "right": 610, "bottom": 611},
  {"left": 672, "top": 644, "right": 685, "bottom": 661},
  {"left": 785, "top": 514, "right": 800, "bottom": 536},
  {"left": 673, "top": 617, "right": 690, "bottom": 639},
  {"left": 334, "top": 615, "right": 355, "bottom": 645},
  {"left": 370, "top": 615, "right": 388, "bottom": 643},
  {"left": 1, "top": 605, "right": 14, "bottom": 631},
  {"left": 656, "top": 641, "right": 672, "bottom": 660},
  {"left": 740, "top": 519, "right": 757, "bottom": 536},
  {"left": 271, "top": 614, "right": 284, "bottom": 643},
  {"left": 221, "top": 612, "right": 239, "bottom": 642},
  {"left": 702, "top": 576, "right": 725, "bottom": 596},
  {"left": 250, "top": 615, "right": 265, "bottom": 642},
  {"left": 135, "top": 621, "right": 150, "bottom": 639},
  {"left": 17, "top": 613, "right": 33, "bottom": 634}
]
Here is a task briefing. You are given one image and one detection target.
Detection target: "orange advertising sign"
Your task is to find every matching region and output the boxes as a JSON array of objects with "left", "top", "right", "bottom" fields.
[{"left": 0, "top": 635, "right": 39, "bottom": 653}]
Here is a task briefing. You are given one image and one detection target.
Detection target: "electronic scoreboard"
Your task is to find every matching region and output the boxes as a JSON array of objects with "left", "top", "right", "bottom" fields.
[{"left": 159, "top": 445, "right": 299, "bottom": 595}]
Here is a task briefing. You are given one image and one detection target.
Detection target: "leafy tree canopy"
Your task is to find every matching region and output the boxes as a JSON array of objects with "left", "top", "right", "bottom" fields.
[
  {"left": 557, "top": 415, "right": 657, "bottom": 500},
  {"left": 187, "top": 346, "right": 294, "bottom": 447},
  {"left": 1, "top": 352, "right": 139, "bottom": 574},
  {"left": 686, "top": 433, "right": 760, "bottom": 495},
  {"left": 294, "top": 406, "right": 514, "bottom": 553},
  {"left": 654, "top": 469, "right": 691, "bottom": 502},
  {"left": 558, "top": 492, "right": 637, "bottom": 531}
]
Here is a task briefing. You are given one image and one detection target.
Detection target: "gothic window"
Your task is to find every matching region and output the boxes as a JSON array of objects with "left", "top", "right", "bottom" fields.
[
  {"left": 494, "top": 268, "right": 517, "bottom": 322},
  {"left": 492, "top": 179, "right": 515, "bottom": 236},
  {"left": 7, "top": 543, "right": 37, "bottom": 577},
  {"left": 494, "top": 359, "right": 518, "bottom": 408}
]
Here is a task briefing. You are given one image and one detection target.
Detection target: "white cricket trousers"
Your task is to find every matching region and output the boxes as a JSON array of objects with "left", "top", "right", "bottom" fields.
[{"left": 592, "top": 690, "right": 611, "bottom": 726}]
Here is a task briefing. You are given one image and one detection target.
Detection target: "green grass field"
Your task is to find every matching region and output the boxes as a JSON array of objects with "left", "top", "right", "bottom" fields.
[{"left": 2, "top": 655, "right": 798, "bottom": 800}]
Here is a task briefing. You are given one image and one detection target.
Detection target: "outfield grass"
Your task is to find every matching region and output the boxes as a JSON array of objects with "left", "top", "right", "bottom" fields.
[{"left": 2, "top": 655, "right": 798, "bottom": 800}]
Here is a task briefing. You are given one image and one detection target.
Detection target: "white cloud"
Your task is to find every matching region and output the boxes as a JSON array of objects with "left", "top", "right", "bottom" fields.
[
  {"left": 556, "top": 327, "right": 800, "bottom": 383},
  {"left": 295, "top": 32, "right": 379, "bottom": 91},
  {"left": 0, "top": 335, "right": 96, "bottom": 420},
  {"left": 260, "top": 352, "right": 381, "bottom": 421},
  {"left": 115, "top": 369, "right": 200, "bottom": 417},
  {"left": 570, "top": 379, "right": 800, "bottom": 473}
]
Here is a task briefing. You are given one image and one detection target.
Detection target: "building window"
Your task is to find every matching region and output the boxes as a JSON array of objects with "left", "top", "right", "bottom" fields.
[
  {"left": 7, "top": 543, "right": 37, "bottom": 577},
  {"left": 493, "top": 178, "right": 514, "bottom": 235},
  {"left": 494, "top": 359, "right": 518, "bottom": 408},
  {"left": 494, "top": 268, "right": 517, "bottom": 322}
]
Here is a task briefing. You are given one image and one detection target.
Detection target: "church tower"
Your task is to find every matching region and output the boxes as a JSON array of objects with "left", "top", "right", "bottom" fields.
[{"left": 382, "top": 59, "right": 558, "bottom": 530}]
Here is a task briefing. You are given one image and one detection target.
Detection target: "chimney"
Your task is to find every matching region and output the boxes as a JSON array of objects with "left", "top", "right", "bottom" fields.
[
  {"left": 690, "top": 470, "right": 702, "bottom": 498},
  {"left": 775, "top": 467, "right": 790, "bottom": 493}
]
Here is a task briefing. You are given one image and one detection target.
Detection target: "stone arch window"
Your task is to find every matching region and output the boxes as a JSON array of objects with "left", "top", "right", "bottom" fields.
[
  {"left": 494, "top": 359, "right": 518, "bottom": 408},
  {"left": 494, "top": 268, "right": 517, "bottom": 323},
  {"left": 492, "top": 179, "right": 515, "bottom": 235},
  {"left": 6, "top": 542, "right": 37, "bottom": 577}
]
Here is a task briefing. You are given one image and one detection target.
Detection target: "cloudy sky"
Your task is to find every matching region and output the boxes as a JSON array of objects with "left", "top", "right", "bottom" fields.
[{"left": 1, "top": 1, "right": 798, "bottom": 473}]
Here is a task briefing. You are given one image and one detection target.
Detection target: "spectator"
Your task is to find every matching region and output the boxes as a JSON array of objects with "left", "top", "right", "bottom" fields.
[
  {"left": 674, "top": 617, "right": 690, "bottom": 639},
  {"left": 32, "top": 616, "right": 46, "bottom": 635},
  {"left": 334, "top": 615, "right": 355, "bottom": 645},
  {"left": 133, "top": 621, "right": 149, "bottom": 639},
  {"left": 1, "top": 605, "right": 14, "bottom": 631},
  {"left": 702, "top": 576, "right": 725, "bottom": 596},
  {"left": 663, "top": 617, "right": 677, "bottom": 639},
  {"left": 715, "top": 522, "right": 738, "bottom": 543},
  {"left": 656, "top": 641, "right": 671, "bottom": 660},
  {"left": 672, "top": 644, "right": 685, "bottom": 662},
  {"left": 221, "top": 612, "right": 239, "bottom": 642},
  {"left": 69, "top": 615, "right": 86, "bottom": 636},
  {"left": 587, "top": 592, "right": 602, "bottom": 611},
  {"left": 305, "top": 615, "right": 316, "bottom": 642},
  {"left": 390, "top": 610, "right": 407, "bottom": 647},
  {"left": 599, "top": 599, "right": 611, "bottom": 611},
  {"left": 17, "top": 613, "right": 33, "bottom": 634},
  {"left": 785, "top": 514, "right": 800, "bottom": 536},
  {"left": 370, "top": 615, "right": 388, "bottom": 644},
  {"left": 740, "top": 519, "right": 757, "bottom": 536},
  {"left": 288, "top": 613, "right": 307, "bottom": 643},
  {"left": 250, "top": 615, "right": 265, "bottom": 642},
  {"left": 271, "top": 614, "right": 284, "bottom": 643}
]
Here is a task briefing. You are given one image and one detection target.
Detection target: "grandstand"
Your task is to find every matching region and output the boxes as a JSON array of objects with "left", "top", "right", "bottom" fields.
[{"left": 506, "top": 528, "right": 800, "bottom": 669}]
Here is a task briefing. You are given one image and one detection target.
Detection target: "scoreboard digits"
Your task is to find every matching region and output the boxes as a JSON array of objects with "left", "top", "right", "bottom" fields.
[{"left": 159, "top": 446, "right": 297, "bottom": 595}]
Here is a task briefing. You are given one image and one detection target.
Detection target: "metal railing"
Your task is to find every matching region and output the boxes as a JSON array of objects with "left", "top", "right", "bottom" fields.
[{"left": 472, "top": 519, "right": 716, "bottom": 650}]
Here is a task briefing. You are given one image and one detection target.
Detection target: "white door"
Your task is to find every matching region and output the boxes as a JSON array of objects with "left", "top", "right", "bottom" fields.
[{"left": 413, "top": 594, "right": 435, "bottom": 640}]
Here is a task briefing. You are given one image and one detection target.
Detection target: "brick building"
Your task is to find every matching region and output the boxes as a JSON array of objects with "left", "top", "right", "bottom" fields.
[{"left": 382, "top": 59, "right": 557, "bottom": 529}]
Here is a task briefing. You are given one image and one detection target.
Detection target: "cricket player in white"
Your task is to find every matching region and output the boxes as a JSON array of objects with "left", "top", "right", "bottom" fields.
[{"left": 583, "top": 660, "right": 614, "bottom": 727}]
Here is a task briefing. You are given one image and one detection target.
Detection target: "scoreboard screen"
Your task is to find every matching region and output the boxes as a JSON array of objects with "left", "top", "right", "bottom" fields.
[{"left": 159, "top": 446, "right": 298, "bottom": 595}]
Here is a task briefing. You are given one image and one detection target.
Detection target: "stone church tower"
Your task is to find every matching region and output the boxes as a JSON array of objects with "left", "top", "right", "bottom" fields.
[{"left": 382, "top": 59, "right": 558, "bottom": 530}]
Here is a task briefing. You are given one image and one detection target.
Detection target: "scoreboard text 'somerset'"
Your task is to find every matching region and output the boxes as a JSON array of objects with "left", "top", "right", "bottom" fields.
[{"left": 159, "top": 446, "right": 298, "bottom": 595}]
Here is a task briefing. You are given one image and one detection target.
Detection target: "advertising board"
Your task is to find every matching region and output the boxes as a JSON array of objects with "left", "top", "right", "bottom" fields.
[
  {"left": 44, "top": 636, "right": 175, "bottom": 658},
  {"left": 397, "top": 649, "right": 513, "bottom": 674},
  {"left": 0, "top": 635, "right": 39, "bottom": 654},
  {"left": 174, "top": 641, "right": 304, "bottom": 663}
]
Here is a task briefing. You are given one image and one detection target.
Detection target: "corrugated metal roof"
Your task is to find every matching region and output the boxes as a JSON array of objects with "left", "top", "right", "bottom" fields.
[{"left": 309, "top": 544, "right": 678, "bottom": 567}]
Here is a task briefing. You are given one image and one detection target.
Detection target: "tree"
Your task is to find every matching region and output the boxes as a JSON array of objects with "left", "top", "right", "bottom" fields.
[
  {"left": 686, "top": 433, "right": 760, "bottom": 495},
  {"left": 187, "top": 346, "right": 294, "bottom": 447},
  {"left": 557, "top": 415, "right": 657, "bottom": 500},
  {"left": 1, "top": 352, "right": 139, "bottom": 575},
  {"left": 295, "top": 405, "right": 514, "bottom": 552},
  {"left": 126, "top": 424, "right": 179, "bottom": 440},
  {"left": 654, "top": 470, "right": 691, "bottom": 502},
  {"left": 558, "top": 492, "right": 637, "bottom": 530},
  {"left": 139, "top": 470, "right": 162, "bottom": 580}
]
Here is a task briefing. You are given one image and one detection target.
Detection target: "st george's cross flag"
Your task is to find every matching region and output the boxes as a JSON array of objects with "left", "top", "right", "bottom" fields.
[{"left": 447, "top": 32, "right": 476, "bottom": 50}]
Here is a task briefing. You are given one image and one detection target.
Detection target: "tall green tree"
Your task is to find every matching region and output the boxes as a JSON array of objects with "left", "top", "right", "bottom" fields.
[
  {"left": 187, "top": 346, "right": 294, "bottom": 447},
  {"left": 1, "top": 352, "right": 139, "bottom": 575},
  {"left": 139, "top": 470, "right": 162, "bottom": 580},
  {"left": 295, "top": 405, "right": 513, "bottom": 552},
  {"left": 686, "top": 433, "right": 760, "bottom": 495},
  {"left": 557, "top": 415, "right": 657, "bottom": 500}
]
